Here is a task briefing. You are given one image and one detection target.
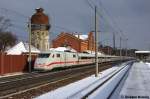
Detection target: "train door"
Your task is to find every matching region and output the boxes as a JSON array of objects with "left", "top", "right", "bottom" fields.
[
  {"left": 60, "top": 52, "right": 65, "bottom": 67},
  {"left": 65, "top": 52, "right": 70, "bottom": 66},
  {"left": 77, "top": 53, "right": 80, "bottom": 65},
  {"left": 56, "top": 53, "right": 61, "bottom": 67},
  {"left": 65, "top": 52, "right": 74, "bottom": 66},
  {"left": 64, "top": 52, "right": 67, "bottom": 67},
  {"left": 73, "top": 53, "right": 78, "bottom": 65}
]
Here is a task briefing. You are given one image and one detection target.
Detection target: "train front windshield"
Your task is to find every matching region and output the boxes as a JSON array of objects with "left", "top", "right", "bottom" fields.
[{"left": 38, "top": 53, "right": 50, "bottom": 58}]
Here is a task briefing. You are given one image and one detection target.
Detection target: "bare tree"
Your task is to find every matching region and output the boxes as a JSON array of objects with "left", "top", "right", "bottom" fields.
[
  {"left": 0, "top": 16, "right": 17, "bottom": 52},
  {"left": 0, "top": 32, "right": 17, "bottom": 51}
]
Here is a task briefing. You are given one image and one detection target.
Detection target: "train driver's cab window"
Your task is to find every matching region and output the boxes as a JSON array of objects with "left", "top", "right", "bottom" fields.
[
  {"left": 38, "top": 53, "right": 50, "bottom": 58},
  {"left": 57, "top": 54, "right": 60, "bottom": 58},
  {"left": 73, "top": 54, "right": 76, "bottom": 58}
]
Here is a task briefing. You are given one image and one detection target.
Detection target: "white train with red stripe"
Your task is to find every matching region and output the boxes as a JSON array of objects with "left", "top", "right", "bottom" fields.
[{"left": 34, "top": 50, "right": 119, "bottom": 71}]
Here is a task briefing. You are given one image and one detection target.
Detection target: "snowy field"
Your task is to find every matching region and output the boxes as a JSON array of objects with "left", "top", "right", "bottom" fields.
[{"left": 35, "top": 62, "right": 131, "bottom": 99}]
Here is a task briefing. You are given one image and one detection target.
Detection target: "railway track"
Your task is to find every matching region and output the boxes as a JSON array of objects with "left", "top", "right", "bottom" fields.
[
  {"left": 83, "top": 62, "right": 133, "bottom": 99},
  {"left": 65, "top": 61, "right": 134, "bottom": 99},
  {"left": 0, "top": 60, "right": 127, "bottom": 99},
  {"left": 107, "top": 61, "right": 134, "bottom": 99},
  {"left": 0, "top": 60, "right": 120, "bottom": 83}
]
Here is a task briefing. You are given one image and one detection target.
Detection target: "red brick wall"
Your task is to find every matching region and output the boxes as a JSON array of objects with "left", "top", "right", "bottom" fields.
[
  {"left": 53, "top": 33, "right": 81, "bottom": 52},
  {"left": 52, "top": 32, "right": 95, "bottom": 52},
  {"left": 88, "top": 32, "right": 95, "bottom": 51},
  {"left": 81, "top": 41, "right": 88, "bottom": 52}
]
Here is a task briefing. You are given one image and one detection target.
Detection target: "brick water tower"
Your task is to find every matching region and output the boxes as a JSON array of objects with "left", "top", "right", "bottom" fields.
[{"left": 31, "top": 8, "right": 50, "bottom": 51}]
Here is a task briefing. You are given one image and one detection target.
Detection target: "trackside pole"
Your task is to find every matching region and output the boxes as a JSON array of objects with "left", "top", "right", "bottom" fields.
[
  {"left": 28, "top": 18, "right": 32, "bottom": 73},
  {"left": 95, "top": 6, "right": 99, "bottom": 77}
]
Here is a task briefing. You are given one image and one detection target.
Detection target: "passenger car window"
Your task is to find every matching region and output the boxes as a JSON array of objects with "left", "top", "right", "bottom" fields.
[{"left": 57, "top": 54, "right": 60, "bottom": 57}]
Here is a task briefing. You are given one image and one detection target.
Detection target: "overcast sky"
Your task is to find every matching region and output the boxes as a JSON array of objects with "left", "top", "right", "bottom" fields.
[{"left": 0, "top": 0, "right": 150, "bottom": 50}]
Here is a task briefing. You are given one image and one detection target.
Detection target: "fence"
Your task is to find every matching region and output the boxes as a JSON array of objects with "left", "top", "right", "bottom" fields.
[{"left": 0, "top": 53, "right": 37, "bottom": 75}]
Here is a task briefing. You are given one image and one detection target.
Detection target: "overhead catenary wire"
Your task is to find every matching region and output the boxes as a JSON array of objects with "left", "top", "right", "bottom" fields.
[
  {"left": 86, "top": 0, "right": 129, "bottom": 51},
  {"left": 86, "top": 0, "right": 115, "bottom": 32},
  {"left": 98, "top": 1, "right": 129, "bottom": 47}
]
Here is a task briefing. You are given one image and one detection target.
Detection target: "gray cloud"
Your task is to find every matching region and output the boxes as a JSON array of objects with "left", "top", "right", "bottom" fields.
[{"left": 0, "top": 0, "right": 149, "bottom": 50}]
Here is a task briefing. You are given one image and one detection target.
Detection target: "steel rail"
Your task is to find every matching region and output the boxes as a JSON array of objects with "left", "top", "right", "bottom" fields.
[
  {"left": 81, "top": 61, "right": 134, "bottom": 99},
  {"left": 0, "top": 61, "right": 114, "bottom": 98},
  {"left": 107, "top": 61, "right": 134, "bottom": 99},
  {"left": 0, "top": 60, "right": 121, "bottom": 85}
]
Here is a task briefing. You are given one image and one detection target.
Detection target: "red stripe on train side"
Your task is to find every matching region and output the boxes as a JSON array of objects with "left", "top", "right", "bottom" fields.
[
  {"left": 36, "top": 61, "right": 78, "bottom": 67},
  {"left": 36, "top": 60, "right": 93, "bottom": 67},
  {"left": 46, "top": 61, "right": 78, "bottom": 67}
]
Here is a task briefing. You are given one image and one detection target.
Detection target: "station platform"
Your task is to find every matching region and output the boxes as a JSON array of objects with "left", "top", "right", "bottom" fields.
[{"left": 120, "top": 62, "right": 150, "bottom": 98}]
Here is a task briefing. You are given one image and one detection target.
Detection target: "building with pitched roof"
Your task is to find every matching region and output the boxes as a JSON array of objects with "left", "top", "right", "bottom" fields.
[
  {"left": 52, "top": 32, "right": 95, "bottom": 52},
  {"left": 6, "top": 42, "right": 40, "bottom": 55}
]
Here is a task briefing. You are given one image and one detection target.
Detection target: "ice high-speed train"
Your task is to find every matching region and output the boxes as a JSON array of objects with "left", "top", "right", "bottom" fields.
[{"left": 34, "top": 50, "right": 119, "bottom": 70}]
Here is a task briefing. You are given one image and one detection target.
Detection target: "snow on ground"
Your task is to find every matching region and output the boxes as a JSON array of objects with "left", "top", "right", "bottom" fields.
[
  {"left": 120, "top": 62, "right": 150, "bottom": 98},
  {"left": 88, "top": 63, "right": 130, "bottom": 99},
  {"left": 36, "top": 62, "right": 129, "bottom": 99}
]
